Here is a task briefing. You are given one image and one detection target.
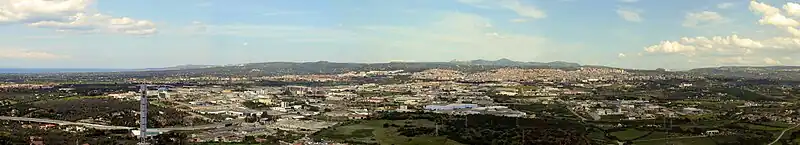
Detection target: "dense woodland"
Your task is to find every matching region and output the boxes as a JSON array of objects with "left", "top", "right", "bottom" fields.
[
  {"left": 368, "top": 112, "right": 595, "bottom": 145},
  {"left": 0, "top": 98, "right": 207, "bottom": 128}
]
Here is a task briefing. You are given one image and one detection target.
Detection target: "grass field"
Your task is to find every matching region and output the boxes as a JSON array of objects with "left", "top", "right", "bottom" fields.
[
  {"left": 636, "top": 131, "right": 669, "bottom": 140},
  {"left": 738, "top": 123, "right": 785, "bottom": 131},
  {"left": 634, "top": 137, "right": 715, "bottom": 145},
  {"left": 763, "top": 121, "right": 793, "bottom": 128},
  {"left": 59, "top": 96, "right": 108, "bottom": 101},
  {"left": 26, "top": 95, "right": 110, "bottom": 105},
  {"left": 314, "top": 120, "right": 464, "bottom": 145},
  {"left": 611, "top": 129, "right": 650, "bottom": 140},
  {"left": 721, "top": 88, "right": 771, "bottom": 101}
]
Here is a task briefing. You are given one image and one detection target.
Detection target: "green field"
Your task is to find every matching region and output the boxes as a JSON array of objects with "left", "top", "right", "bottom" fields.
[
  {"left": 635, "top": 131, "right": 669, "bottom": 140},
  {"left": 314, "top": 120, "right": 464, "bottom": 145},
  {"left": 59, "top": 96, "right": 109, "bottom": 101},
  {"left": 763, "top": 122, "right": 793, "bottom": 128},
  {"left": 611, "top": 129, "right": 650, "bottom": 140},
  {"left": 29, "top": 96, "right": 110, "bottom": 104},
  {"left": 738, "top": 123, "right": 785, "bottom": 131},
  {"left": 721, "top": 88, "right": 772, "bottom": 101},
  {"left": 633, "top": 137, "right": 715, "bottom": 145}
]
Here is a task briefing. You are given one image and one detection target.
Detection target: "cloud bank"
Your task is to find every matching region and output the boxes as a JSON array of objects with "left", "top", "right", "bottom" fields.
[
  {"left": 639, "top": 1, "right": 800, "bottom": 66},
  {"left": 0, "top": 0, "right": 156, "bottom": 35}
]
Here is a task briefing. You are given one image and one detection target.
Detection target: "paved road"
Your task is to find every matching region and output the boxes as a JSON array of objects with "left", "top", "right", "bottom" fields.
[
  {"left": 0, "top": 116, "right": 235, "bottom": 131},
  {"left": 632, "top": 135, "right": 708, "bottom": 142},
  {"left": 768, "top": 123, "right": 800, "bottom": 145},
  {"left": 166, "top": 100, "right": 214, "bottom": 121},
  {"left": 566, "top": 107, "right": 588, "bottom": 121},
  {"left": 0, "top": 116, "right": 133, "bottom": 130}
]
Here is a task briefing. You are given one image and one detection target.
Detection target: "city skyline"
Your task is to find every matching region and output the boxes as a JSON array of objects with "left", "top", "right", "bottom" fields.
[{"left": 1, "top": 0, "right": 799, "bottom": 70}]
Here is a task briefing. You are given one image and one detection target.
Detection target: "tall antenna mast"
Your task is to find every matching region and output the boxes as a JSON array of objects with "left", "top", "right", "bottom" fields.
[{"left": 138, "top": 84, "right": 150, "bottom": 145}]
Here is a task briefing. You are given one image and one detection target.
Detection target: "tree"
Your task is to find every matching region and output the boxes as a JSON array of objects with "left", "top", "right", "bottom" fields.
[
  {"left": 243, "top": 136, "right": 256, "bottom": 144},
  {"left": 245, "top": 114, "right": 258, "bottom": 123},
  {"left": 155, "top": 132, "right": 188, "bottom": 145},
  {"left": 259, "top": 111, "right": 276, "bottom": 121},
  {"left": 306, "top": 105, "right": 320, "bottom": 112},
  {"left": 0, "top": 133, "right": 13, "bottom": 145}
]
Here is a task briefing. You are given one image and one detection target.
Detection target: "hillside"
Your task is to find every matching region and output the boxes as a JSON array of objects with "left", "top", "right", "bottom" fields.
[
  {"left": 689, "top": 66, "right": 800, "bottom": 80},
  {"left": 91, "top": 59, "right": 587, "bottom": 77}
]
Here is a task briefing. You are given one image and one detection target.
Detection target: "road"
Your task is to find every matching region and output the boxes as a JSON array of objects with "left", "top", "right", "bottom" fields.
[
  {"left": 566, "top": 107, "right": 588, "bottom": 121},
  {"left": 0, "top": 116, "right": 133, "bottom": 130},
  {"left": 0, "top": 116, "right": 236, "bottom": 132},
  {"left": 632, "top": 135, "right": 708, "bottom": 142},
  {"left": 166, "top": 100, "right": 214, "bottom": 121},
  {"left": 768, "top": 123, "right": 800, "bottom": 145}
]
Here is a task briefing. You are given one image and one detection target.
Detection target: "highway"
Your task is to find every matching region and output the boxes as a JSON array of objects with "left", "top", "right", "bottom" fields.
[
  {"left": 0, "top": 116, "right": 133, "bottom": 130},
  {"left": 0, "top": 116, "right": 236, "bottom": 132},
  {"left": 165, "top": 100, "right": 215, "bottom": 122},
  {"left": 768, "top": 123, "right": 800, "bottom": 145},
  {"left": 631, "top": 135, "right": 708, "bottom": 143},
  {"left": 566, "top": 107, "right": 588, "bottom": 121}
]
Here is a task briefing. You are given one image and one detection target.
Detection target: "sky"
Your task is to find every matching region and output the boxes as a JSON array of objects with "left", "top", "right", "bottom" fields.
[{"left": 0, "top": 0, "right": 799, "bottom": 70}]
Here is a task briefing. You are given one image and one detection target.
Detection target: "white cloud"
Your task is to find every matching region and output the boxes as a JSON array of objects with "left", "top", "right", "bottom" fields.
[
  {"left": 717, "top": 3, "right": 734, "bottom": 9},
  {"left": 457, "top": 0, "right": 546, "bottom": 19},
  {"left": 784, "top": 2, "right": 800, "bottom": 16},
  {"left": 751, "top": 1, "right": 799, "bottom": 27},
  {"left": 0, "top": 48, "right": 67, "bottom": 60},
  {"left": 644, "top": 41, "right": 697, "bottom": 56},
  {"left": 619, "top": 0, "right": 638, "bottom": 3},
  {"left": 641, "top": 1, "right": 800, "bottom": 66},
  {"left": 786, "top": 27, "right": 800, "bottom": 37},
  {"left": 760, "top": 13, "right": 799, "bottom": 27},
  {"left": 0, "top": 0, "right": 156, "bottom": 35},
  {"left": 682, "top": 11, "right": 726, "bottom": 28},
  {"left": 616, "top": 8, "right": 642, "bottom": 22},
  {"left": 750, "top": 1, "right": 780, "bottom": 15},
  {"left": 28, "top": 13, "right": 157, "bottom": 35},
  {"left": 618, "top": 53, "right": 626, "bottom": 58}
]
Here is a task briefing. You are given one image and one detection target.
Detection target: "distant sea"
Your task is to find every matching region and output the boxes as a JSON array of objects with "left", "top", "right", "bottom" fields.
[{"left": 0, "top": 68, "right": 128, "bottom": 74}]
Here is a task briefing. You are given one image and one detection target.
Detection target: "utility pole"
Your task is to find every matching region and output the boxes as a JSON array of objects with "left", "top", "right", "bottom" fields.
[{"left": 138, "top": 84, "right": 150, "bottom": 145}]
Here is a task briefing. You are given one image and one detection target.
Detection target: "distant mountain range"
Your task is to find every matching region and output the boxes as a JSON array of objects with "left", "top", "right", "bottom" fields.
[
  {"left": 0, "top": 59, "right": 582, "bottom": 74},
  {"left": 449, "top": 58, "right": 581, "bottom": 67},
  {"left": 139, "top": 64, "right": 219, "bottom": 71},
  {"left": 688, "top": 66, "right": 800, "bottom": 80},
  {"left": 3, "top": 60, "right": 799, "bottom": 81},
  {"left": 0, "top": 68, "right": 127, "bottom": 73},
  {"left": 130, "top": 59, "right": 587, "bottom": 76},
  {"left": 0, "top": 65, "right": 218, "bottom": 74}
]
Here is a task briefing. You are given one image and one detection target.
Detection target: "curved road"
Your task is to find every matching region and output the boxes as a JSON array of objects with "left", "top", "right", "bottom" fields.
[
  {"left": 567, "top": 107, "right": 588, "bottom": 121},
  {"left": 768, "top": 123, "right": 800, "bottom": 145},
  {"left": 0, "top": 116, "right": 235, "bottom": 131},
  {"left": 632, "top": 135, "right": 707, "bottom": 143}
]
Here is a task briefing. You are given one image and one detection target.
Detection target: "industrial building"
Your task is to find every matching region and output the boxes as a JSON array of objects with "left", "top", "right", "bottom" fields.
[{"left": 424, "top": 104, "right": 479, "bottom": 111}]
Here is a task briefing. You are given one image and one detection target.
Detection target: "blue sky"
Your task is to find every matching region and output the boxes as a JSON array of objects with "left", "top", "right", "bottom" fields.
[{"left": 0, "top": 0, "right": 799, "bottom": 70}]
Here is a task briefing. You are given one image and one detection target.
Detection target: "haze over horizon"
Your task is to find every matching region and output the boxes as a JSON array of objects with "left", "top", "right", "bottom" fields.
[{"left": 1, "top": 0, "right": 800, "bottom": 70}]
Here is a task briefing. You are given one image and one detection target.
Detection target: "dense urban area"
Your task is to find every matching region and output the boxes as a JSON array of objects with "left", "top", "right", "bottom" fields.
[{"left": 1, "top": 60, "right": 800, "bottom": 145}]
